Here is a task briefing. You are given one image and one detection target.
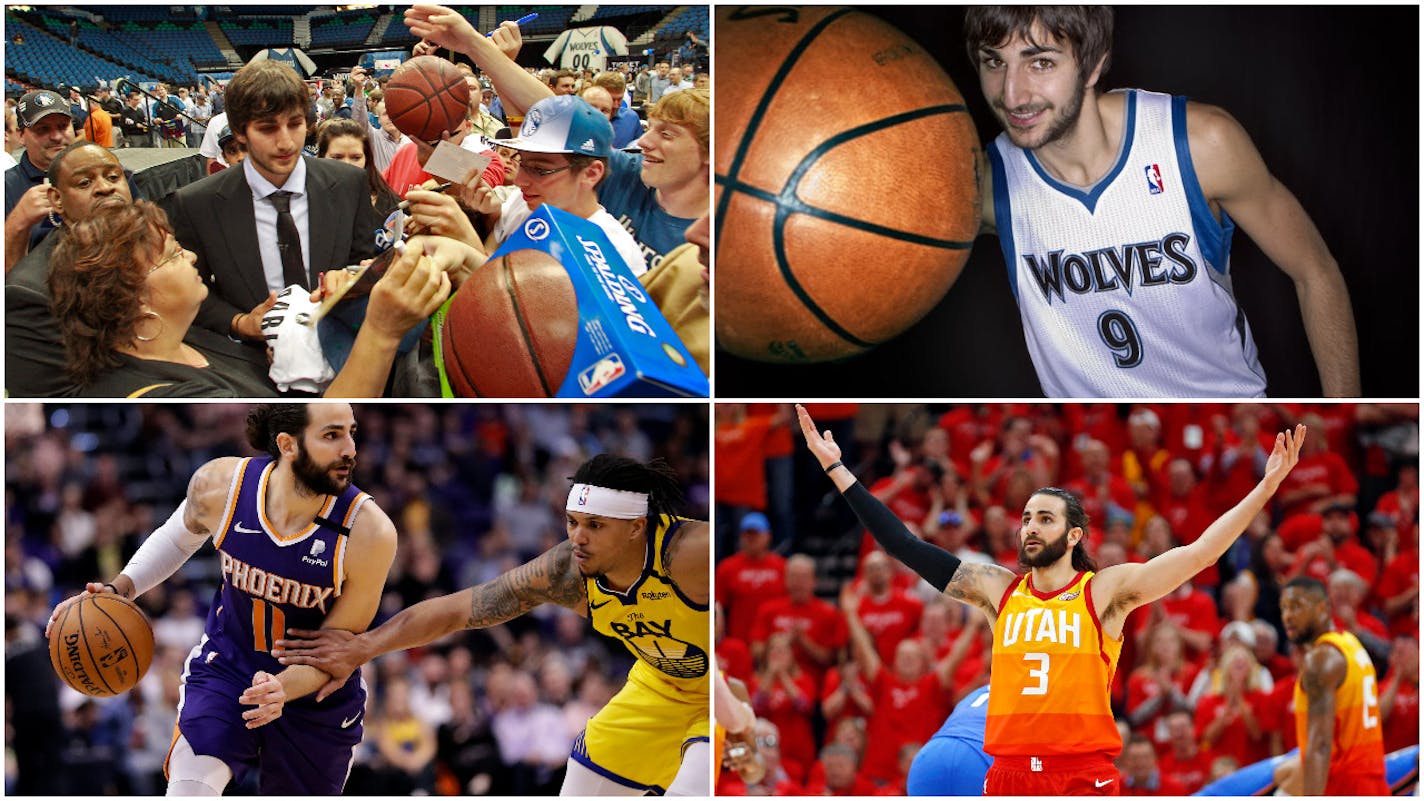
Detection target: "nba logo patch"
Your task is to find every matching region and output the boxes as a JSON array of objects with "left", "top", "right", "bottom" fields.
[
  {"left": 577, "top": 485, "right": 591, "bottom": 506},
  {"left": 1144, "top": 163, "right": 1164, "bottom": 195}
]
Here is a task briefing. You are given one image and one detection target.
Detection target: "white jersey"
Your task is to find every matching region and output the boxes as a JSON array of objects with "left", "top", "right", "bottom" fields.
[
  {"left": 990, "top": 89, "right": 1267, "bottom": 398},
  {"left": 544, "top": 26, "right": 628, "bottom": 72}
]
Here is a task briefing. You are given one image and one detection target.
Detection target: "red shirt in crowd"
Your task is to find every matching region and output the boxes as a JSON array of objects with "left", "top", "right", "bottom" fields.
[
  {"left": 1157, "top": 747, "right": 1213, "bottom": 794},
  {"left": 715, "top": 414, "right": 774, "bottom": 510},
  {"left": 1276, "top": 449, "right": 1359, "bottom": 519},
  {"left": 1382, "top": 673, "right": 1420, "bottom": 753},
  {"left": 1258, "top": 671, "right": 1299, "bottom": 754},
  {"left": 1120, "top": 769, "right": 1188, "bottom": 796},
  {"left": 748, "top": 670, "right": 819, "bottom": 779},
  {"left": 1125, "top": 664, "right": 1199, "bottom": 744},
  {"left": 716, "top": 550, "right": 787, "bottom": 643},
  {"left": 852, "top": 588, "right": 923, "bottom": 665},
  {"left": 1195, "top": 690, "right": 1271, "bottom": 766},
  {"left": 381, "top": 139, "right": 504, "bottom": 198},
  {"left": 1376, "top": 547, "right": 1419, "bottom": 637},
  {"left": 860, "top": 669, "right": 949, "bottom": 785},
  {"left": 750, "top": 596, "right": 847, "bottom": 687},
  {"left": 716, "top": 634, "right": 753, "bottom": 683}
]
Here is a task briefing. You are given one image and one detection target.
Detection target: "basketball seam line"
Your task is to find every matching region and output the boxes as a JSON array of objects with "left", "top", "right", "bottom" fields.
[
  {"left": 77, "top": 600, "right": 119, "bottom": 695},
  {"left": 94, "top": 597, "right": 144, "bottom": 686},
  {"left": 717, "top": 177, "right": 977, "bottom": 250},
  {"left": 713, "top": 7, "right": 854, "bottom": 249},
  {"left": 448, "top": 311, "right": 485, "bottom": 397},
  {"left": 769, "top": 103, "right": 977, "bottom": 349},
  {"left": 503, "top": 258, "right": 555, "bottom": 396}
]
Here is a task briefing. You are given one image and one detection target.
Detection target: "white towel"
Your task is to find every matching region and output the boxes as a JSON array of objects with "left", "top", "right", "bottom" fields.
[{"left": 264, "top": 285, "right": 335, "bottom": 394}]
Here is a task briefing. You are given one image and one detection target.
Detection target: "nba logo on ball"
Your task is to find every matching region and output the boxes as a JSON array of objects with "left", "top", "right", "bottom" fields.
[
  {"left": 578, "top": 485, "right": 591, "bottom": 506},
  {"left": 1145, "top": 163, "right": 1164, "bottom": 195}
]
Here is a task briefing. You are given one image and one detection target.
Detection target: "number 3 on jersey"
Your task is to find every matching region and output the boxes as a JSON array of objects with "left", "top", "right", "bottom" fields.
[
  {"left": 252, "top": 598, "right": 285, "bottom": 652},
  {"left": 1023, "top": 652, "right": 1049, "bottom": 695},
  {"left": 1097, "top": 310, "right": 1143, "bottom": 368}
]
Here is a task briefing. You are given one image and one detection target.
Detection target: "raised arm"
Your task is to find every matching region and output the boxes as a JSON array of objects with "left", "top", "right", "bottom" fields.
[
  {"left": 797, "top": 404, "right": 1014, "bottom": 622},
  {"left": 403, "top": 4, "right": 553, "bottom": 117},
  {"left": 1191, "top": 102, "right": 1359, "bottom": 396},
  {"left": 1093, "top": 425, "right": 1305, "bottom": 631},
  {"left": 275, "top": 539, "right": 587, "bottom": 696}
]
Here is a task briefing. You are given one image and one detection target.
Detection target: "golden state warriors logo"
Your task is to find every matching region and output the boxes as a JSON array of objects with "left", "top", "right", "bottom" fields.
[{"left": 610, "top": 618, "right": 708, "bottom": 679}]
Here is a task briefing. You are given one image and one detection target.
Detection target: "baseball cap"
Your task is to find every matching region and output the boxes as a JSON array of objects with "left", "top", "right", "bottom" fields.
[
  {"left": 501, "top": 95, "right": 612, "bottom": 158},
  {"left": 1322, "top": 501, "right": 1354, "bottom": 515},
  {"left": 16, "top": 90, "right": 71, "bottom": 128},
  {"left": 1367, "top": 511, "right": 1397, "bottom": 528},
  {"left": 739, "top": 512, "right": 770, "bottom": 532}
]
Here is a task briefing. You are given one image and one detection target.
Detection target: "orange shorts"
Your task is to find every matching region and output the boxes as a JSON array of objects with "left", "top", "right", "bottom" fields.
[
  {"left": 984, "top": 754, "right": 1120, "bottom": 796},
  {"left": 1327, "top": 772, "right": 1390, "bottom": 796}
]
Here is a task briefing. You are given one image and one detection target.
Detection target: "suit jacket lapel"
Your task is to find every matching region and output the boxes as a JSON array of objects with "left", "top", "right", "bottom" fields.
[
  {"left": 213, "top": 165, "right": 267, "bottom": 307},
  {"left": 306, "top": 157, "right": 338, "bottom": 281}
]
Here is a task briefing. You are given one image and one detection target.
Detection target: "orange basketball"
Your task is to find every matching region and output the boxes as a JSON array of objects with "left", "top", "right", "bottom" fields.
[
  {"left": 49, "top": 593, "right": 155, "bottom": 697},
  {"left": 714, "top": 7, "right": 981, "bottom": 363},
  {"left": 385, "top": 55, "right": 471, "bottom": 143}
]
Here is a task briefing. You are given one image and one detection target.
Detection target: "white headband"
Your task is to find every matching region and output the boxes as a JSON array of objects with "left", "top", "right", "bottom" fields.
[{"left": 567, "top": 484, "right": 649, "bottom": 519}]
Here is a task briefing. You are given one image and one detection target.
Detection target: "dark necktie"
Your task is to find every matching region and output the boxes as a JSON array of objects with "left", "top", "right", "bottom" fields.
[{"left": 269, "top": 190, "right": 307, "bottom": 289}]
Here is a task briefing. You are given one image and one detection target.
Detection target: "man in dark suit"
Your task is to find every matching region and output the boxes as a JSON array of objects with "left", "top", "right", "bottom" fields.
[{"left": 168, "top": 59, "right": 383, "bottom": 343}]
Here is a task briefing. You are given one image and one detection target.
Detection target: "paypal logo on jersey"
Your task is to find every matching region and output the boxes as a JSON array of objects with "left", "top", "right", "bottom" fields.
[
  {"left": 1023, "top": 232, "right": 1198, "bottom": 305},
  {"left": 1145, "top": 163, "right": 1164, "bottom": 195}
]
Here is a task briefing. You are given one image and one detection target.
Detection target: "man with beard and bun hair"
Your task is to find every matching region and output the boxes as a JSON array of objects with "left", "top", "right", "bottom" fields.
[
  {"left": 274, "top": 454, "right": 711, "bottom": 796},
  {"left": 44, "top": 403, "right": 398, "bottom": 795},
  {"left": 966, "top": 7, "right": 1358, "bottom": 397},
  {"left": 798, "top": 404, "right": 1305, "bottom": 796},
  {"left": 1277, "top": 576, "right": 1389, "bottom": 795}
]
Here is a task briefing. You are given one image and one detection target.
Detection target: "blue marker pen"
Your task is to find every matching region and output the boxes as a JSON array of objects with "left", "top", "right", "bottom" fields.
[{"left": 488, "top": 12, "right": 538, "bottom": 36}]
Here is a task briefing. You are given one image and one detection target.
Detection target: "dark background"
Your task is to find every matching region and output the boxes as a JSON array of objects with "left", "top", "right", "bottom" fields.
[{"left": 716, "top": 6, "right": 1419, "bottom": 398}]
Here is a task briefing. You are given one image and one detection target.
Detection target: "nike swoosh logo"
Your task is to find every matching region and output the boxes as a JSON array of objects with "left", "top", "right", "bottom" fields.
[
  {"left": 1095, "top": 779, "right": 1115, "bottom": 788},
  {"left": 341, "top": 712, "right": 362, "bottom": 729},
  {"left": 588, "top": 600, "right": 611, "bottom": 611},
  {"left": 234, "top": 522, "right": 261, "bottom": 534}
]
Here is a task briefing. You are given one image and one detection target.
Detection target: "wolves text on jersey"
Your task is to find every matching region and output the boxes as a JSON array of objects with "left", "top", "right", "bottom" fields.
[
  {"left": 1023, "top": 232, "right": 1198, "bottom": 305},
  {"left": 220, "top": 551, "right": 334, "bottom": 612}
]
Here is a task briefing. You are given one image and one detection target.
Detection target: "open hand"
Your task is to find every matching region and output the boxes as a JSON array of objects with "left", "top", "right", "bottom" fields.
[{"left": 796, "top": 404, "right": 841, "bottom": 470}]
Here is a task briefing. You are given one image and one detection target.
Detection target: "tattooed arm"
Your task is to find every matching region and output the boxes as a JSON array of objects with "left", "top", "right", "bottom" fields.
[
  {"left": 46, "top": 457, "right": 239, "bottom": 637},
  {"left": 275, "top": 540, "right": 588, "bottom": 694}
]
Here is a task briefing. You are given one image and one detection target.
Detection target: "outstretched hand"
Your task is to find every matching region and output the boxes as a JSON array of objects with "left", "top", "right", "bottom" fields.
[
  {"left": 796, "top": 404, "right": 841, "bottom": 469},
  {"left": 405, "top": 4, "right": 481, "bottom": 56},
  {"left": 1262, "top": 424, "right": 1307, "bottom": 490},
  {"left": 272, "top": 628, "right": 361, "bottom": 702}
]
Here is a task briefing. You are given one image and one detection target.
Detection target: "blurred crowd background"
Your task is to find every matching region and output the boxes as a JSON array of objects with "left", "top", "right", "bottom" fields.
[
  {"left": 5, "top": 402, "right": 708, "bottom": 796},
  {"left": 715, "top": 403, "right": 1419, "bottom": 795}
]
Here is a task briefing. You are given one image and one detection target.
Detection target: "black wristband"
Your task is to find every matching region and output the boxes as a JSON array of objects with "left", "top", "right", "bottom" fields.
[
  {"left": 824, "top": 460, "right": 844, "bottom": 474},
  {"left": 102, "top": 583, "right": 119, "bottom": 596}
]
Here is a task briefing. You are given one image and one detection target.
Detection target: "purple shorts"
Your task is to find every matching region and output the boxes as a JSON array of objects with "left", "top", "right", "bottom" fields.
[{"left": 171, "top": 644, "right": 365, "bottom": 794}]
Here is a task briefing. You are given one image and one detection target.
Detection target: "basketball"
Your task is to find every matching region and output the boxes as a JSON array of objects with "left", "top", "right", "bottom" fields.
[
  {"left": 713, "top": 6, "right": 981, "bottom": 363},
  {"left": 48, "top": 593, "right": 155, "bottom": 697},
  {"left": 440, "top": 248, "right": 579, "bottom": 397},
  {"left": 384, "top": 55, "right": 471, "bottom": 143}
]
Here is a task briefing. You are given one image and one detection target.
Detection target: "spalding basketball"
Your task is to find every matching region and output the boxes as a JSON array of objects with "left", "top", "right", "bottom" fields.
[
  {"left": 440, "top": 249, "right": 579, "bottom": 396},
  {"left": 384, "top": 55, "right": 471, "bottom": 143},
  {"left": 49, "top": 593, "right": 154, "bottom": 697},
  {"left": 714, "top": 7, "right": 980, "bottom": 363}
]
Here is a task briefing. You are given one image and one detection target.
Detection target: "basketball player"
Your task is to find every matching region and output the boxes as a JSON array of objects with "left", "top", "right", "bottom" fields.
[
  {"left": 1277, "top": 576, "right": 1389, "bottom": 795},
  {"left": 797, "top": 404, "right": 1305, "bottom": 795},
  {"left": 905, "top": 684, "right": 994, "bottom": 795},
  {"left": 45, "top": 403, "right": 397, "bottom": 796},
  {"left": 966, "top": 7, "right": 1359, "bottom": 397},
  {"left": 274, "top": 454, "right": 711, "bottom": 796}
]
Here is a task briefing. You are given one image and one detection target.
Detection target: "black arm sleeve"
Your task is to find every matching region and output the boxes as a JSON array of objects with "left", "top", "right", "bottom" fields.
[{"left": 841, "top": 481, "right": 961, "bottom": 593}]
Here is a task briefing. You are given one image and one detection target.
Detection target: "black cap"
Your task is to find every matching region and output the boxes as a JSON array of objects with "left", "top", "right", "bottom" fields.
[{"left": 16, "top": 90, "right": 71, "bottom": 128}]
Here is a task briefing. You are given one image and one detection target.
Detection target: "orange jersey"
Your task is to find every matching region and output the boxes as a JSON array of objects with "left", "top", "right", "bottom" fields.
[
  {"left": 1293, "top": 630, "right": 1388, "bottom": 794},
  {"left": 986, "top": 571, "right": 1123, "bottom": 758}
]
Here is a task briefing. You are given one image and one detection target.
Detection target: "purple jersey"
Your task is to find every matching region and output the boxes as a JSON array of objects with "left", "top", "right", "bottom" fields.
[
  {"left": 204, "top": 455, "right": 369, "bottom": 693},
  {"left": 168, "top": 456, "right": 373, "bottom": 793}
]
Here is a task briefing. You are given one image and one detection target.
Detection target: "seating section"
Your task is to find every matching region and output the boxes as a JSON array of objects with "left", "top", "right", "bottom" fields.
[
  {"left": 310, "top": 10, "right": 378, "bottom": 48},
  {"left": 219, "top": 19, "right": 294, "bottom": 47},
  {"left": 657, "top": 6, "right": 708, "bottom": 39},
  {"left": 5, "top": 15, "right": 160, "bottom": 90}
]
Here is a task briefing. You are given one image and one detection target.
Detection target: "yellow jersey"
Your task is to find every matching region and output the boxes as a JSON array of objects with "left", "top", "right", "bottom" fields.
[
  {"left": 1292, "top": 630, "right": 1388, "bottom": 794},
  {"left": 586, "top": 514, "right": 709, "bottom": 701}
]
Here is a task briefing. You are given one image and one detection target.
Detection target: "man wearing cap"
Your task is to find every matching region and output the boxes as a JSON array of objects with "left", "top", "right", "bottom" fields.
[
  {"left": 716, "top": 512, "right": 788, "bottom": 643},
  {"left": 1288, "top": 502, "right": 1380, "bottom": 586},
  {"left": 4, "top": 89, "right": 75, "bottom": 271},
  {"left": 476, "top": 94, "right": 647, "bottom": 275},
  {"left": 273, "top": 453, "right": 713, "bottom": 796}
]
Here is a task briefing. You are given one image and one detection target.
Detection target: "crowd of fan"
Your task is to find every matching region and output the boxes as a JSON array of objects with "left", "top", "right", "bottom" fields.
[
  {"left": 4, "top": 402, "right": 708, "bottom": 795},
  {"left": 716, "top": 403, "right": 1419, "bottom": 795}
]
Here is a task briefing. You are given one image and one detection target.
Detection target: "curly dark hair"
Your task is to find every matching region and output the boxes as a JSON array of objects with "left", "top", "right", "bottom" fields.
[
  {"left": 48, "top": 201, "right": 171, "bottom": 386},
  {"left": 245, "top": 404, "right": 312, "bottom": 459},
  {"left": 571, "top": 455, "right": 684, "bottom": 519}
]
